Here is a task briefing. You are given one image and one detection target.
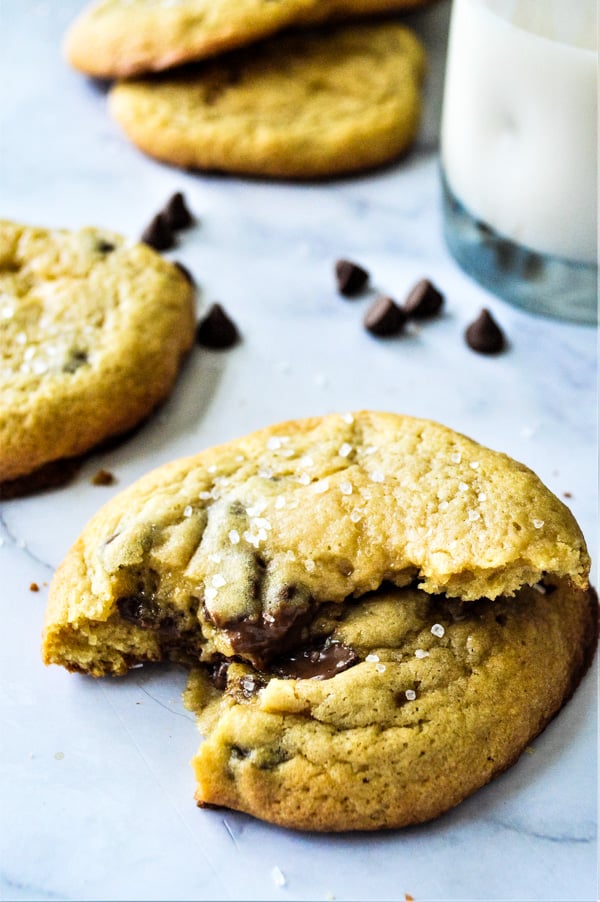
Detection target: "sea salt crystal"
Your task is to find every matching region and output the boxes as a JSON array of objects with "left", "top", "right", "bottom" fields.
[
  {"left": 275, "top": 496, "right": 286, "bottom": 509},
  {"left": 313, "top": 479, "right": 330, "bottom": 494},
  {"left": 467, "top": 509, "right": 480, "bottom": 522},
  {"left": 414, "top": 649, "right": 429, "bottom": 659},
  {"left": 342, "top": 412, "right": 354, "bottom": 424},
  {"left": 298, "top": 473, "right": 310, "bottom": 486},
  {"left": 459, "top": 481, "right": 469, "bottom": 492},
  {"left": 405, "top": 689, "right": 417, "bottom": 701},
  {"left": 478, "top": 492, "right": 487, "bottom": 502},
  {"left": 210, "top": 553, "right": 222, "bottom": 564},
  {"left": 271, "top": 866, "right": 286, "bottom": 887},
  {"left": 212, "top": 574, "right": 226, "bottom": 588},
  {"left": 470, "top": 461, "right": 480, "bottom": 469},
  {"left": 228, "top": 529, "right": 240, "bottom": 544},
  {"left": 339, "top": 443, "right": 352, "bottom": 458},
  {"left": 267, "top": 437, "right": 282, "bottom": 450},
  {"left": 431, "top": 623, "right": 445, "bottom": 638},
  {"left": 370, "top": 470, "right": 384, "bottom": 483},
  {"left": 304, "top": 559, "right": 316, "bottom": 572},
  {"left": 365, "top": 654, "right": 380, "bottom": 663},
  {"left": 350, "top": 509, "right": 362, "bottom": 523},
  {"left": 340, "top": 481, "right": 353, "bottom": 495},
  {"left": 205, "top": 587, "right": 218, "bottom": 601},
  {"left": 183, "top": 505, "right": 193, "bottom": 517},
  {"left": 532, "top": 518, "right": 545, "bottom": 529},
  {"left": 375, "top": 663, "right": 386, "bottom": 674},
  {"left": 450, "top": 451, "right": 462, "bottom": 464}
]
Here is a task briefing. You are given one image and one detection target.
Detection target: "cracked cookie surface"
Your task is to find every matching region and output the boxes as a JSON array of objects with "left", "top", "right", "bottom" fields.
[
  {"left": 42, "top": 411, "right": 590, "bottom": 677},
  {"left": 65, "top": 0, "right": 433, "bottom": 79},
  {"left": 108, "top": 22, "right": 425, "bottom": 179},
  {"left": 185, "top": 580, "right": 597, "bottom": 831},
  {"left": 0, "top": 220, "right": 195, "bottom": 488}
]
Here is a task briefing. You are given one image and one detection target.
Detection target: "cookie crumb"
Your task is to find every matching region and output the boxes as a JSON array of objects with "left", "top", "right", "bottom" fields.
[
  {"left": 92, "top": 468, "right": 116, "bottom": 486},
  {"left": 405, "top": 894, "right": 415, "bottom": 902},
  {"left": 563, "top": 491, "right": 573, "bottom": 499},
  {"left": 29, "top": 582, "right": 40, "bottom": 592}
]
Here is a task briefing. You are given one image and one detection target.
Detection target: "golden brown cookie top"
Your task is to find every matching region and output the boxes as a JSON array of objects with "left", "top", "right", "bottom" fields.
[
  {"left": 64, "top": 0, "right": 432, "bottom": 78},
  {"left": 0, "top": 220, "right": 195, "bottom": 483},
  {"left": 108, "top": 23, "right": 425, "bottom": 179},
  {"left": 44, "top": 411, "right": 590, "bottom": 673}
]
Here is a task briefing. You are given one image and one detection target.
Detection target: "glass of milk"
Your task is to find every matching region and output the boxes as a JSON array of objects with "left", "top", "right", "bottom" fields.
[{"left": 440, "top": 0, "right": 597, "bottom": 323}]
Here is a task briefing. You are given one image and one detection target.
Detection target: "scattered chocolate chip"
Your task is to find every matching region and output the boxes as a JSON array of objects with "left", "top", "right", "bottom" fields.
[
  {"left": 196, "top": 303, "right": 240, "bottom": 350},
  {"left": 96, "top": 240, "right": 115, "bottom": 254},
  {"left": 92, "top": 468, "right": 116, "bottom": 486},
  {"left": 364, "top": 295, "right": 407, "bottom": 337},
  {"left": 162, "top": 192, "right": 194, "bottom": 230},
  {"left": 403, "top": 278, "right": 444, "bottom": 319},
  {"left": 335, "top": 259, "right": 369, "bottom": 297},
  {"left": 465, "top": 308, "right": 506, "bottom": 354},
  {"left": 29, "top": 582, "right": 40, "bottom": 592},
  {"left": 563, "top": 491, "right": 572, "bottom": 499},
  {"left": 141, "top": 213, "right": 175, "bottom": 251},
  {"left": 173, "top": 260, "right": 195, "bottom": 285}
]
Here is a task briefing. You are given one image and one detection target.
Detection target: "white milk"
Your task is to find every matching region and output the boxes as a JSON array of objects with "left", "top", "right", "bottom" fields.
[{"left": 441, "top": 0, "right": 597, "bottom": 264}]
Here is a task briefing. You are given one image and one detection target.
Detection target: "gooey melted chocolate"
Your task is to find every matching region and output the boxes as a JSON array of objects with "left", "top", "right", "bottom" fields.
[{"left": 271, "top": 637, "right": 359, "bottom": 681}]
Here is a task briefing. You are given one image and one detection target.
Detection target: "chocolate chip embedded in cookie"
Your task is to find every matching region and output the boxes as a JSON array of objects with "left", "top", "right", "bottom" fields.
[
  {"left": 0, "top": 220, "right": 195, "bottom": 490},
  {"left": 108, "top": 23, "right": 425, "bottom": 179},
  {"left": 64, "top": 0, "right": 434, "bottom": 79}
]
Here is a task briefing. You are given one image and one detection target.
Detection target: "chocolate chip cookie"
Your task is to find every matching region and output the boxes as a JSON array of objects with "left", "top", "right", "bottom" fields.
[
  {"left": 42, "top": 411, "right": 594, "bottom": 830},
  {"left": 108, "top": 23, "right": 425, "bottom": 179},
  {"left": 65, "top": 0, "right": 433, "bottom": 79},
  {"left": 0, "top": 220, "right": 195, "bottom": 491}
]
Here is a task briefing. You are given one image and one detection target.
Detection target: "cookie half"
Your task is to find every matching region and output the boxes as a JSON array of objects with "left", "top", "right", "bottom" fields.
[
  {"left": 42, "top": 411, "right": 590, "bottom": 677},
  {"left": 108, "top": 23, "right": 425, "bottom": 179},
  {"left": 0, "top": 220, "right": 195, "bottom": 489},
  {"left": 186, "top": 580, "right": 597, "bottom": 831},
  {"left": 65, "top": 0, "right": 433, "bottom": 79}
]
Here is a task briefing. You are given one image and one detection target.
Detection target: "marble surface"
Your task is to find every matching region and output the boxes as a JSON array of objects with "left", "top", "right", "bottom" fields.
[{"left": 1, "top": 2, "right": 597, "bottom": 900}]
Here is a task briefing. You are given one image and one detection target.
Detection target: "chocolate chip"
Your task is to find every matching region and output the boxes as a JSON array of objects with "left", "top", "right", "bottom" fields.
[
  {"left": 91, "top": 468, "right": 116, "bottom": 486},
  {"left": 96, "top": 240, "right": 115, "bottom": 254},
  {"left": 141, "top": 213, "right": 175, "bottom": 251},
  {"left": 196, "top": 303, "right": 240, "bottom": 350},
  {"left": 335, "top": 259, "right": 369, "bottom": 297},
  {"left": 162, "top": 192, "right": 194, "bottom": 231},
  {"left": 117, "top": 596, "right": 159, "bottom": 629},
  {"left": 403, "top": 279, "right": 444, "bottom": 319},
  {"left": 173, "top": 261, "right": 195, "bottom": 285},
  {"left": 364, "top": 295, "right": 407, "bottom": 337},
  {"left": 272, "top": 638, "right": 359, "bottom": 681},
  {"left": 465, "top": 308, "right": 506, "bottom": 354},
  {"left": 63, "top": 349, "right": 88, "bottom": 373}
]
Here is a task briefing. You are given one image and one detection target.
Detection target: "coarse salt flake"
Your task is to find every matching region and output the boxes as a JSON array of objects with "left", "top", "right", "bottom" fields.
[
  {"left": 468, "top": 509, "right": 481, "bottom": 522},
  {"left": 350, "top": 509, "right": 362, "bottom": 523},
  {"left": 364, "top": 445, "right": 377, "bottom": 456},
  {"left": 459, "top": 481, "right": 469, "bottom": 492},
  {"left": 275, "top": 496, "right": 286, "bottom": 509},
  {"left": 478, "top": 492, "right": 487, "bottom": 502},
  {"left": 532, "top": 518, "right": 545, "bottom": 529},
  {"left": 375, "top": 663, "right": 386, "bottom": 674},
  {"left": 431, "top": 623, "right": 445, "bottom": 638},
  {"left": 365, "top": 653, "right": 380, "bottom": 663},
  {"left": 304, "top": 559, "right": 316, "bottom": 572},
  {"left": 405, "top": 689, "right": 417, "bottom": 701},
  {"left": 313, "top": 479, "right": 330, "bottom": 494},
  {"left": 470, "top": 461, "right": 480, "bottom": 469},
  {"left": 212, "top": 574, "right": 226, "bottom": 588},
  {"left": 183, "top": 505, "right": 193, "bottom": 517},
  {"left": 342, "top": 412, "right": 354, "bottom": 424},
  {"left": 210, "top": 553, "right": 222, "bottom": 564},
  {"left": 228, "top": 529, "right": 240, "bottom": 545},
  {"left": 414, "top": 648, "right": 429, "bottom": 659},
  {"left": 267, "top": 437, "right": 282, "bottom": 450},
  {"left": 253, "top": 517, "right": 271, "bottom": 530},
  {"left": 340, "top": 481, "right": 353, "bottom": 495},
  {"left": 208, "top": 465, "right": 217, "bottom": 474},
  {"left": 205, "top": 587, "right": 217, "bottom": 601},
  {"left": 199, "top": 491, "right": 212, "bottom": 501},
  {"left": 439, "top": 500, "right": 449, "bottom": 510},
  {"left": 271, "top": 866, "right": 286, "bottom": 887},
  {"left": 533, "top": 583, "right": 546, "bottom": 595},
  {"left": 339, "top": 443, "right": 352, "bottom": 458},
  {"left": 370, "top": 470, "right": 384, "bottom": 483},
  {"left": 450, "top": 451, "right": 462, "bottom": 464},
  {"left": 300, "top": 455, "right": 314, "bottom": 468},
  {"left": 298, "top": 473, "right": 310, "bottom": 486}
]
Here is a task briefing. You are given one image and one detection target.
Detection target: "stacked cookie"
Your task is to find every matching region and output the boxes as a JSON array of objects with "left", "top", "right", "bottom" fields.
[
  {"left": 64, "top": 0, "right": 430, "bottom": 178},
  {"left": 42, "top": 411, "right": 596, "bottom": 831}
]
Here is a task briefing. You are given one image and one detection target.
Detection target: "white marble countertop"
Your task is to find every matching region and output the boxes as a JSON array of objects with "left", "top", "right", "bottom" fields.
[{"left": 1, "top": 2, "right": 597, "bottom": 901}]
